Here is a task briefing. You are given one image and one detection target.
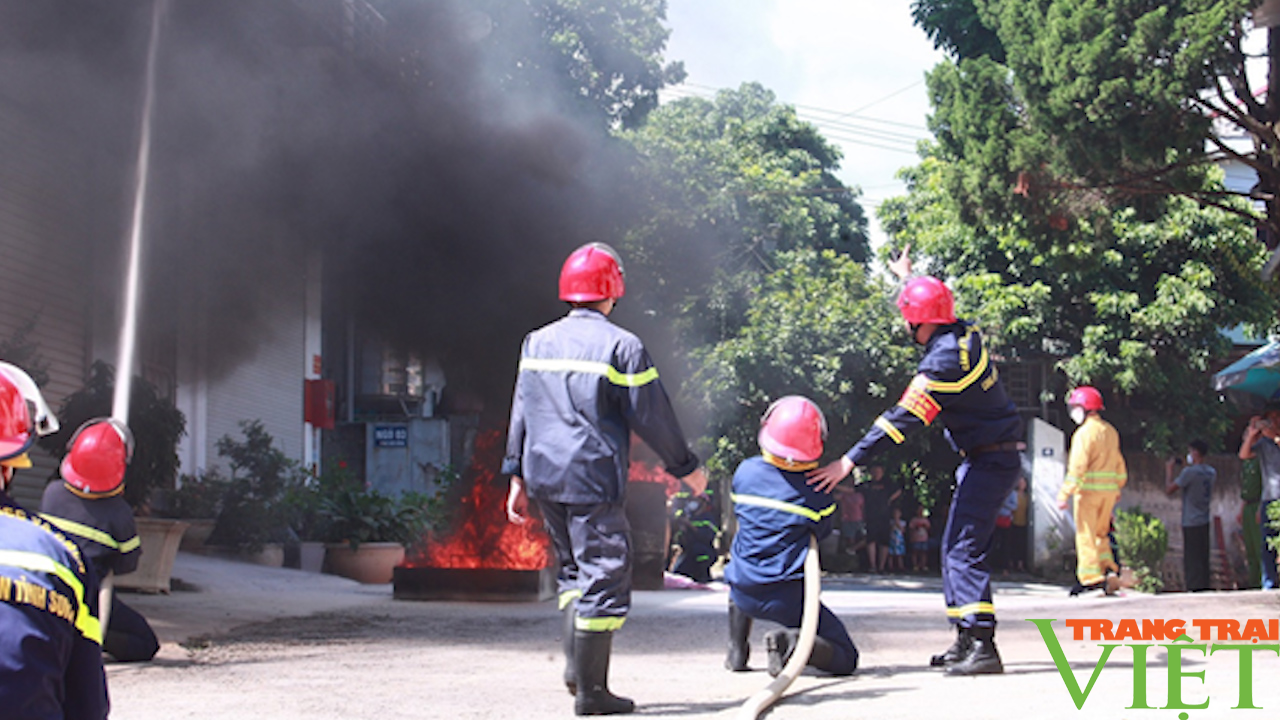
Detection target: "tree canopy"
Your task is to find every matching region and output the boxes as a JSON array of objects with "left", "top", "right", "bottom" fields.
[
  {"left": 687, "top": 249, "right": 919, "bottom": 476},
  {"left": 617, "top": 83, "right": 870, "bottom": 350},
  {"left": 881, "top": 147, "right": 1277, "bottom": 453},
  {"left": 910, "top": 0, "right": 1280, "bottom": 248}
]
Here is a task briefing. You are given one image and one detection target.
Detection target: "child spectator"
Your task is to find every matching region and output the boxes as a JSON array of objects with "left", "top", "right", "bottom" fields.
[
  {"left": 909, "top": 506, "right": 932, "bottom": 572},
  {"left": 888, "top": 506, "right": 906, "bottom": 572}
]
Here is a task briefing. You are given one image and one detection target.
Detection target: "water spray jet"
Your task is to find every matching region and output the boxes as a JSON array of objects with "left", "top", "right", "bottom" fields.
[{"left": 112, "top": 0, "right": 167, "bottom": 424}]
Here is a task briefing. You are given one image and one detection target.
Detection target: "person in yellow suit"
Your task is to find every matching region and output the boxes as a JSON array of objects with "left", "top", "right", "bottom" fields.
[{"left": 1056, "top": 386, "right": 1126, "bottom": 596}]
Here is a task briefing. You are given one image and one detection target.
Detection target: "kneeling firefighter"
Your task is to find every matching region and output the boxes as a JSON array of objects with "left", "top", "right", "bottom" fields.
[
  {"left": 724, "top": 396, "right": 859, "bottom": 676},
  {"left": 41, "top": 417, "right": 159, "bottom": 662}
]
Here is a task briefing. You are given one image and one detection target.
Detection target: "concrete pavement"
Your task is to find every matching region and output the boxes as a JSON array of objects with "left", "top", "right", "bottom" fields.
[{"left": 107, "top": 553, "right": 1280, "bottom": 719}]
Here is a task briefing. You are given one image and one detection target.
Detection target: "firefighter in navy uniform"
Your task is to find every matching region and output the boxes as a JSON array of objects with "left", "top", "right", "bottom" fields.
[
  {"left": 504, "top": 242, "right": 708, "bottom": 716},
  {"left": 724, "top": 396, "right": 859, "bottom": 677},
  {"left": 0, "top": 364, "right": 110, "bottom": 719},
  {"left": 41, "top": 418, "right": 159, "bottom": 662},
  {"left": 668, "top": 487, "right": 719, "bottom": 584},
  {"left": 809, "top": 275, "right": 1024, "bottom": 676}
]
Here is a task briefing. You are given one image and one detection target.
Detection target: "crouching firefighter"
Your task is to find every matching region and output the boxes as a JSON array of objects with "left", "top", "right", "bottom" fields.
[
  {"left": 0, "top": 363, "right": 110, "bottom": 719},
  {"left": 668, "top": 487, "right": 720, "bottom": 584},
  {"left": 724, "top": 396, "right": 859, "bottom": 677},
  {"left": 41, "top": 417, "right": 160, "bottom": 662},
  {"left": 808, "top": 274, "right": 1024, "bottom": 675},
  {"left": 504, "top": 242, "right": 709, "bottom": 716}
]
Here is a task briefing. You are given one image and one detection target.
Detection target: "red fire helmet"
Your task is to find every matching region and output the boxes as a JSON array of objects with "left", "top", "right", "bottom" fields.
[
  {"left": 61, "top": 418, "right": 134, "bottom": 496},
  {"left": 0, "top": 363, "right": 57, "bottom": 461},
  {"left": 896, "top": 276, "right": 957, "bottom": 325},
  {"left": 758, "top": 396, "right": 828, "bottom": 464},
  {"left": 559, "top": 242, "right": 625, "bottom": 302},
  {"left": 1067, "top": 386, "right": 1104, "bottom": 412}
]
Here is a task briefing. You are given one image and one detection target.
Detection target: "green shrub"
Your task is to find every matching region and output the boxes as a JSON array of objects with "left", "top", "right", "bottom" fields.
[
  {"left": 1114, "top": 507, "right": 1168, "bottom": 593},
  {"left": 207, "top": 420, "right": 308, "bottom": 553},
  {"left": 166, "top": 468, "right": 229, "bottom": 519}
]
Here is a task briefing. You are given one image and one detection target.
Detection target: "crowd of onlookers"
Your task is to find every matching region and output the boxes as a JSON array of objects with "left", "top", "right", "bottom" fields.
[{"left": 823, "top": 465, "right": 1029, "bottom": 576}]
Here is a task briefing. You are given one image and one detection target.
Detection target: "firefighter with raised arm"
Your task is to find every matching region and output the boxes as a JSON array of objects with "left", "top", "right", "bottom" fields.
[
  {"left": 0, "top": 363, "right": 110, "bottom": 719},
  {"left": 41, "top": 417, "right": 160, "bottom": 662},
  {"left": 808, "top": 256, "right": 1023, "bottom": 676},
  {"left": 503, "top": 242, "right": 708, "bottom": 716}
]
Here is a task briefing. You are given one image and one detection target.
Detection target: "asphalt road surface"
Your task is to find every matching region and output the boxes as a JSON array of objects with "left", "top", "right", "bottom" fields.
[{"left": 106, "top": 554, "right": 1280, "bottom": 719}]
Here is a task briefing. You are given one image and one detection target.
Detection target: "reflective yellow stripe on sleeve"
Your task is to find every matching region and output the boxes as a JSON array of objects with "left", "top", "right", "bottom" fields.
[
  {"left": 0, "top": 549, "right": 102, "bottom": 644},
  {"left": 874, "top": 416, "right": 905, "bottom": 444},
  {"left": 518, "top": 357, "right": 659, "bottom": 387},
  {"left": 40, "top": 514, "right": 135, "bottom": 553},
  {"left": 926, "top": 346, "right": 989, "bottom": 393},
  {"left": 731, "top": 493, "right": 835, "bottom": 523}
]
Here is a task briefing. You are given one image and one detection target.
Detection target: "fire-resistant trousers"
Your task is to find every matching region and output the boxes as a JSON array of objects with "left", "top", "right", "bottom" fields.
[
  {"left": 941, "top": 451, "right": 1020, "bottom": 630},
  {"left": 729, "top": 580, "right": 859, "bottom": 675},
  {"left": 536, "top": 498, "right": 632, "bottom": 630},
  {"left": 1072, "top": 490, "right": 1120, "bottom": 586}
]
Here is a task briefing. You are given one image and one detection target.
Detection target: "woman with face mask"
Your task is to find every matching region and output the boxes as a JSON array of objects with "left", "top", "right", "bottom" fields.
[{"left": 1056, "top": 386, "right": 1128, "bottom": 596}]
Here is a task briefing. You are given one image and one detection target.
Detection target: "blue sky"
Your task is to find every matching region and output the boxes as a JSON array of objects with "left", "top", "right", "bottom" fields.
[{"left": 661, "top": 1, "right": 945, "bottom": 245}]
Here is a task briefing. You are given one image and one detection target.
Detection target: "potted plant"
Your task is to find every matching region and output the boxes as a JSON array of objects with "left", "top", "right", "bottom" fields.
[
  {"left": 206, "top": 420, "right": 307, "bottom": 567},
  {"left": 163, "top": 468, "right": 230, "bottom": 552},
  {"left": 38, "top": 361, "right": 189, "bottom": 592},
  {"left": 318, "top": 467, "right": 433, "bottom": 583}
]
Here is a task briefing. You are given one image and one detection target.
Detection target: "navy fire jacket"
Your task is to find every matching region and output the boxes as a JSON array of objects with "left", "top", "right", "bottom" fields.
[
  {"left": 846, "top": 321, "right": 1023, "bottom": 465},
  {"left": 0, "top": 492, "right": 109, "bottom": 720},
  {"left": 503, "top": 308, "right": 699, "bottom": 504},
  {"left": 725, "top": 456, "right": 836, "bottom": 588},
  {"left": 40, "top": 480, "right": 142, "bottom": 580}
]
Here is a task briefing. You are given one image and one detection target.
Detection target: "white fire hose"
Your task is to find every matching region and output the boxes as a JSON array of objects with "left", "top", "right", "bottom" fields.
[
  {"left": 98, "top": 570, "right": 114, "bottom": 642},
  {"left": 736, "top": 534, "right": 821, "bottom": 720}
]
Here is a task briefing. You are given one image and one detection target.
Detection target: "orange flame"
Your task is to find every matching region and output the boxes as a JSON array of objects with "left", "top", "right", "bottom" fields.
[
  {"left": 406, "top": 429, "right": 550, "bottom": 570},
  {"left": 406, "top": 434, "right": 680, "bottom": 571}
]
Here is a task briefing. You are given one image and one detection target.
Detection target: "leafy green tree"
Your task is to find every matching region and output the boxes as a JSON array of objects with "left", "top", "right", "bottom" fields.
[
  {"left": 911, "top": 0, "right": 1280, "bottom": 249},
  {"left": 688, "top": 249, "right": 929, "bottom": 477},
  {"left": 880, "top": 150, "right": 1277, "bottom": 453},
  {"left": 618, "top": 83, "right": 870, "bottom": 349},
  {"left": 453, "top": 0, "right": 685, "bottom": 129}
]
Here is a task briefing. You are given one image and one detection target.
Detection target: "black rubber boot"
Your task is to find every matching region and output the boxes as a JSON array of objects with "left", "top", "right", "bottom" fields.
[
  {"left": 930, "top": 626, "right": 971, "bottom": 667},
  {"left": 725, "top": 601, "right": 753, "bottom": 672},
  {"left": 573, "top": 630, "right": 635, "bottom": 716},
  {"left": 563, "top": 606, "right": 577, "bottom": 695},
  {"left": 765, "top": 629, "right": 797, "bottom": 678},
  {"left": 946, "top": 627, "right": 1004, "bottom": 676}
]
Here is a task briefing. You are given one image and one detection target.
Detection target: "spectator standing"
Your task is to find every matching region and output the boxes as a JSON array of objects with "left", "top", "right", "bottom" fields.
[
  {"left": 1008, "top": 477, "right": 1029, "bottom": 573},
  {"left": 1165, "top": 440, "right": 1215, "bottom": 592},
  {"left": 908, "top": 506, "right": 932, "bottom": 572},
  {"left": 860, "top": 464, "right": 901, "bottom": 573},
  {"left": 887, "top": 506, "right": 906, "bottom": 572},
  {"left": 1240, "top": 457, "right": 1263, "bottom": 589},
  {"left": 833, "top": 482, "right": 866, "bottom": 564},
  {"left": 1238, "top": 403, "right": 1280, "bottom": 590}
]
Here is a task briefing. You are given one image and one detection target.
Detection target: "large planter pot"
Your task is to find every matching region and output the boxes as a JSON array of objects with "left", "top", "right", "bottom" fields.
[
  {"left": 115, "top": 518, "right": 190, "bottom": 594},
  {"left": 324, "top": 542, "right": 405, "bottom": 584},
  {"left": 177, "top": 518, "right": 217, "bottom": 553}
]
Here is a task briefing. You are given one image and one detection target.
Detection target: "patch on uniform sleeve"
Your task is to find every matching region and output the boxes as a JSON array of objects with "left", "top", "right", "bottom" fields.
[{"left": 897, "top": 375, "right": 941, "bottom": 425}]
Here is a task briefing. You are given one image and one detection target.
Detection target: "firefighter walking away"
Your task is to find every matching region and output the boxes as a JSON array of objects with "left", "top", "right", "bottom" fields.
[{"left": 504, "top": 242, "right": 709, "bottom": 715}]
